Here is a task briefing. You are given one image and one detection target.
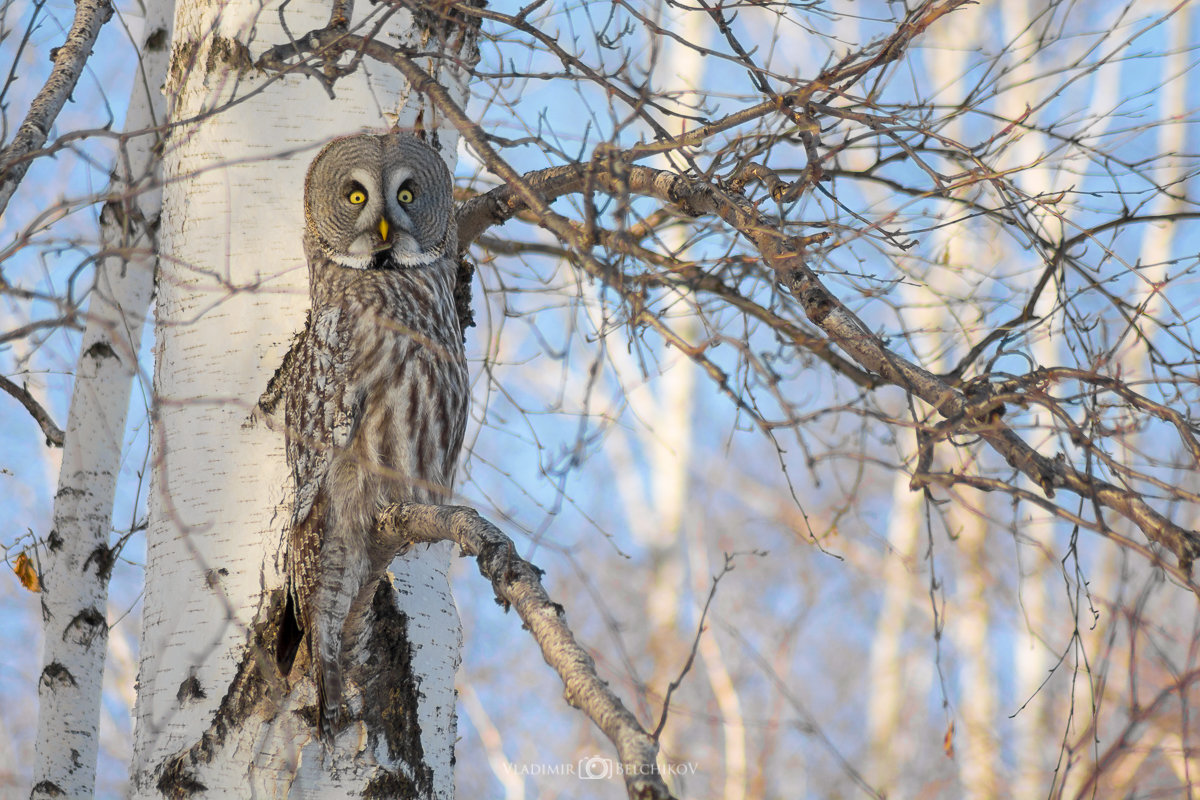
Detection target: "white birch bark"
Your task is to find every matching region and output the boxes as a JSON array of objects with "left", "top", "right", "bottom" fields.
[
  {"left": 132, "top": 1, "right": 472, "bottom": 796},
  {"left": 932, "top": 19, "right": 1000, "bottom": 787},
  {"left": 866, "top": 23, "right": 989, "bottom": 795},
  {"left": 1121, "top": 1, "right": 1188, "bottom": 367},
  {"left": 993, "top": 3, "right": 1128, "bottom": 794},
  {"left": 994, "top": 5, "right": 1060, "bottom": 790},
  {"left": 948, "top": 511, "right": 998, "bottom": 800},
  {"left": 30, "top": 3, "right": 171, "bottom": 795},
  {"left": 865, "top": 472, "right": 923, "bottom": 797}
]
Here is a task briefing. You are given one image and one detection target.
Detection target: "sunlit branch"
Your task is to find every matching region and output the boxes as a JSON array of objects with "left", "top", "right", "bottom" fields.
[
  {"left": 0, "top": 374, "right": 65, "bottom": 447},
  {"left": 255, "top": 6, "right": 1200, "bottom": 578},
  {"left": 0, "top": 0, "right": 114, "bottom": 216},
  {"left": 375, "top": 502, "right": 678, "bottom": 800}
]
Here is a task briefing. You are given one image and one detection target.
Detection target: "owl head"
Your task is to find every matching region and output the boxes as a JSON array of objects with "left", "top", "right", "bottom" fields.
[{"left": 304, "top": 132, "right": 455, "bottom": 269}]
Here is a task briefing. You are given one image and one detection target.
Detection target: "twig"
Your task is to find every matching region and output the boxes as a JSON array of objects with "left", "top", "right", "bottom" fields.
[
  {"left": 653, "top": 553, "right": 739, "bottom": 741},
  {"left": 0, "top": 375, "right": 64, "bottom": 446}
]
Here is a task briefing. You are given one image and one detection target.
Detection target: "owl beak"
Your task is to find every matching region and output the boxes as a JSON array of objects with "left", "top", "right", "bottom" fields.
[{"left": 378, "top": 218, "right": 389, "bottom": 242}]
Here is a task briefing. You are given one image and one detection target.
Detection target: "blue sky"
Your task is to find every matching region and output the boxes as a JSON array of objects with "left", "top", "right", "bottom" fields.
[{"left": 2, "top": 1, "right": 1199, "bottom": 797}]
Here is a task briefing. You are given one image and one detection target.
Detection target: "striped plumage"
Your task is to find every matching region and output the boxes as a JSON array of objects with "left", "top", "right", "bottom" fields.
[{"left": 260, "top": 133, "right": 467, "bottom": 739}]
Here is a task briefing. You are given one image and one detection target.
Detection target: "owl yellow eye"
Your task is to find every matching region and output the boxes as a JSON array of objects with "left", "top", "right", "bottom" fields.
[
  {"left": 397, "top": 187, "right": 415, "bottom": 204},
  {"left": 348, "top": 189, "right": 367, "bottom": 204}
]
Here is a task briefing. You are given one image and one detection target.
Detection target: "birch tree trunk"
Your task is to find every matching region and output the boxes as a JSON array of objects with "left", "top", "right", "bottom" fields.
[
  {"left": 132, "top": 2, "right": 475, "bottom": 795},
  {"left": 869, "top": 21, "right": 1003, "bottom": 797},
  {"left": 30, "top": 3, "right": 171, "bottom": 795},
  {"left": 996, "top": 5, "right": 1064, "bottom": 794}
]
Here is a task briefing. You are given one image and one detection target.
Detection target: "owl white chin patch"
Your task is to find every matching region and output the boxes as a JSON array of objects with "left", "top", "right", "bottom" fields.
[
  {"left": 390, "top": 235, "right": 442, "bottom": 267},
  {"left": 391, "top": 249, "right": 441, "bottom": 267},
  {"left": 331, "top": 252, "right": 375, "bottom": 270}
]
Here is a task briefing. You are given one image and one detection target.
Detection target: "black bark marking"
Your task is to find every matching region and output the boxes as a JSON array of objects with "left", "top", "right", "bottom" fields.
[
  {"left": 83, "top": 340, "right": 116, "bottom": 360},
  {"left": 454, "top": 256, "right": 475, "bottom": 341},
  {"left": 155, "top": 760, "right": 207, "bottom": 799},
  {"left": 167, "top": 40, "right": 198, "bottom": 90},
  {"left": 360, "top": 583, "right": 434, "bottom": 795},
  {"left": 84, "top": 543, "right": 114, "bottom": 580},
  {"left": 41, "top": 661, "right": 76, "bottom": 689},
  {"left": 157, "top": 589, "right": 289, "bottom": 792},
  {"left": 275, "top": 589, "right": 302, "bottom": 677},
  {"left": 205, "top": 37, "right": 254, "bottom": 76},
  {"left": 361, "top": 768, "right": 419, "bottom": 799},
  {"left": 145, "top": 27, "right": 168, "bottom": 51},
  {"left": 64, "top": 607, "right": 106, "bottom": 647},
  {"left": 30, "top": 780, "right": 65, "bottom": 796},
  {"left": 176, "top": 674, "right": 206, "bottom": 704}
]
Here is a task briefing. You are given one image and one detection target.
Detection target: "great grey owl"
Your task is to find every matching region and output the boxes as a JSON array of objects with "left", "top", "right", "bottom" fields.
[{"left": 258, "top": 132, "right": 468, "bottom": 739}]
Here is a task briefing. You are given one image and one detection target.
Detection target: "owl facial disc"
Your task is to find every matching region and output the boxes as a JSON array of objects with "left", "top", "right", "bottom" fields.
[{"left": 304, "top": 132, "right": 454, "bottom": 270}]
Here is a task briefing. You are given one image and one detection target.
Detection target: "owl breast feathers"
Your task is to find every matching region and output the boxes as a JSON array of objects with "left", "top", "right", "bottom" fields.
[{"left": 258, "top": 132, "right": 468, "bottom": 740}]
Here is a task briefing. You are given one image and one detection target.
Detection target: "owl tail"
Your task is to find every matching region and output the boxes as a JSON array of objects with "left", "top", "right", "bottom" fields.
[{"left": 314, "top": 650, "right": 343, "bottom": 742}]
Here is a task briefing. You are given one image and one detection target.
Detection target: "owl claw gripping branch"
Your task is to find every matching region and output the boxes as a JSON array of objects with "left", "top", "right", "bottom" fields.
[{"left": 257, "top": 133, "right": 469, "bottom": 741}]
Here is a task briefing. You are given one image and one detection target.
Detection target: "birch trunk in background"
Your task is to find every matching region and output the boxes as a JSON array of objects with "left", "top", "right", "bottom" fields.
[
  {"left": 30, "top": 3, "right": 171, "bottom": 796},
  {"left": 864, "top": 24, "right": 977, "bottom": 796},
  {"left": 929, "top": 22, "right": 1000, "bottom": 788},
  {"left": 629, "top": 10, "right": 751, "bottom": 796},
  {"left": 995, "top": 2, "right": 1121, "bottom": 793},
  {"left": 948, "top": 513, "right": 998, "bottom": 800},
  {"left": 132, "top": 1, "right": 473, "bottom": 795},
  {"left": 867, "top": 20, "right": 1004, "bottom": 797},
  {"left": 1126, "top": 3, "right": 1188, "bottom": 351},
  {"left": 996, "top": 5, "right": 1061, "bottom": 793},
  {"left": 658, "top": 21, "right": 750, "bottom": 794},
  {"left": 865, "top": 476, "right": 923, "bottom": 796},
  {"left": 1056, "top": 4, "right": 1193, "bottom": 794}
]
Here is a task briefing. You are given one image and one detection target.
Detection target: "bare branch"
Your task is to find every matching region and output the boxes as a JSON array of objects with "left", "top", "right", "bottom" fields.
[
  {"left": 653, "top": 552, "right": 739, "bottom": 741},
  {"left": 0, "top": 0, "right": 114, "bottom": 216},
  {"left": 0, "top": 374, "right": 64, "bottom": 446},
  {"left": 256, "top": 12, "right": 1200, "bottom": 575},
  {"left": 376, "top": 502, "right": 678, "bottom": 800}
]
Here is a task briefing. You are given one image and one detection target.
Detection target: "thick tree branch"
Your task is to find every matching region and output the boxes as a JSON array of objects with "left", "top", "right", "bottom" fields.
[
  {"left": 376, "top": 503, "right": 678, "bottom": 800},
  {"left": 0, "top": 0, "right": 114, "bottom": 216}
]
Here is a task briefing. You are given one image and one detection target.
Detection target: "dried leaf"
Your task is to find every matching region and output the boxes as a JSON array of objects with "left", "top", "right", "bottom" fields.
[
  {"left": 943, "top": 719, "right": 955, "bottom": 759},
  {"left": 14, "top": 552, "right": 40, "bottom": 592}
]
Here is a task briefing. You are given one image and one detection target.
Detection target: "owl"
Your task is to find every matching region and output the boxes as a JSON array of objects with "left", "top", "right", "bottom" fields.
[{"left": 258, "top": 132, "right": 469, "bottom": 739}]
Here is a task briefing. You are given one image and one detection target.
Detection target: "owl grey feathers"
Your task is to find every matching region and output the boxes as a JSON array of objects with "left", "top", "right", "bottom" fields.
[{"left": 259, "top": 132, "right": 468, "bottom": 740}]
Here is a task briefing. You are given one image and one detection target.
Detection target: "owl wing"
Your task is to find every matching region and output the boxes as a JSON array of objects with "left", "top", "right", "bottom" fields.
[
  {"left": 275, "top": 305, "right": 363, "bottom": 703},
  {"left": 286, "top": 305, "right": 362, "bottom": 528}
]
